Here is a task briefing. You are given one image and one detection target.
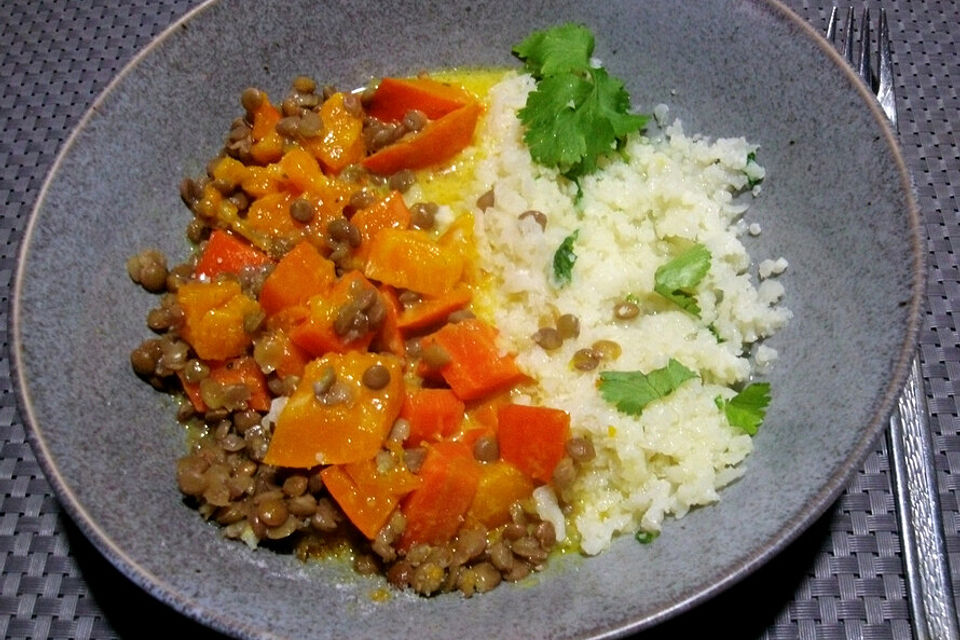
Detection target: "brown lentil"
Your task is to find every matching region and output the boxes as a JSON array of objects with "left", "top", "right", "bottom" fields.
[
  {"left": 388, "top": 169, "right": 416, "bottom": 193},
  {"left": 518, "top": 209, "right": 547, "bottom": 230},
  {"left": 556, "top": 313, "right": 581, "bottom": 339},
  {"left": 614, "top": 300, "right": 640, "bottom": 320},
  {"left": 532, "top": 327, "right": 563, "bottom": 350},
  {"left": 591, "top": 339, "right": 622, "bottom": 360},
  {"left": 566, "top": 436, "right": 596, "bottom": 462},
  {"left": 472, "top": 435, "right": 499, "bottom": 462},
  {"left": 410, "top": 202, "right": 438, "bottom": 229},
  {"left": 476, "top": 188, "right": 495, "bottom": 210},
  {"left": 289, "top": 197, "right": 316, "bottom": 223},
  {"left": 362, "top": 364, "right": 391, "bottom": 390}
]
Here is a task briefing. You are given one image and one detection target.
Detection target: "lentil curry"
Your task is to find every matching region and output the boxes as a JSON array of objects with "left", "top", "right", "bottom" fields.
[{"left": 128, "top": 70, "right": 578, "bottom": 597}]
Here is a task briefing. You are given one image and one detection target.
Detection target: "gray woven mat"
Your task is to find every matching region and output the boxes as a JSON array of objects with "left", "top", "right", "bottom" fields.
[{"left": 1, "top": 1, "right": 957, "bottom": 638}]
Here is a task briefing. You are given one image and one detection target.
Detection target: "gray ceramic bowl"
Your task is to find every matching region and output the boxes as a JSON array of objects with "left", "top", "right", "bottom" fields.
[{"left": 13, "top": 0, "right": 921, "bottom": 638}]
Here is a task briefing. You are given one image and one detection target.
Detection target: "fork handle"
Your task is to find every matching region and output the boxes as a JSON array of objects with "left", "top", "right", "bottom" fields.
[{"left": 888, "top": 356, "right": 960, "bottom": 639}]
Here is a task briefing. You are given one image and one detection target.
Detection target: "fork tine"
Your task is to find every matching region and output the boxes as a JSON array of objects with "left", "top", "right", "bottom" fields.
[
  {"left": 876, "top": 8, "right": 898, "bottom": 129},
  {"left": 826, "top": 6, "right": 839, "bottom": 42},
  {"left": 857, "top": 8, "right": 872, "bottom": 88},
  {"left": 842, "top": 7, "right": 856, "bottom": 65}
]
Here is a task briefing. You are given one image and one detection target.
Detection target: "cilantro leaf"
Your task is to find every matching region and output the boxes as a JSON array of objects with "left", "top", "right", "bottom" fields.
[
  {"left": 635, "top": 530, "right": 660, "bottom": 544},
  {"left": 513, "top": 23, "right": 594, "bottom": 78},
  {"left": 598, "top": 359, "right": 697, "bottom": 416},
  {"left": 745, "top": 151, "right": 764, "bottom": 188},
  {"left": 654, "top": 244, "right": 711, "bottom": 317},
  {"left": 553, "top": 230, "right": 579, "bottom": 286},
  {"left": 514, "top": 24, "right": 648, "bottom": 180},
  {"left": 714, "top": 382, "right": 771, "bottom": 435}
]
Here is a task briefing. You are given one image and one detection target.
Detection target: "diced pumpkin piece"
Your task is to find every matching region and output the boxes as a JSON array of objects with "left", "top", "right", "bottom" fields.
[
  {"left": 177, "top": 280, "right": 261, "bottom": 361},
  {"left": 347, "top": 190, "right": 411, "bottom": 268},
  {"left": 497, "top": 404, "right": 571, "bottom": 484},
  {"left": 289, "top": 271, "right": 379, "bottom": 357},
  {"left": 263, "top": 351, "right": 404, "bottom": 467},
  {"left": 301, "top": 92, "right": 365, "bottom": 173},
  {"left": 396, "top": 284, "right": 472, "bottom": 333},
  {"left": 180, "top": 356, "right": 272, "bottom": 414},
  {"left": 258, "top": 240, "right": 336, "bottom": 315},
  {"left": 364, "top": 228, "right": 463, "bottom": 297},
  {"left": 321, "top": 458, "right": 421, "bottom": 539},
  {"left": 467, "top": 461, "right": 536, "bottom": 529}
]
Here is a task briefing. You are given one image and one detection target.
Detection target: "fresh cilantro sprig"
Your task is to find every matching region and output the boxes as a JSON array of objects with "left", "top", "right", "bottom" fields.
[
  {"left": 513, "top": 24, "right": 648, "bottom": 181},
  {"left": 715, "top": 383, "right": 771, "bottom": 435},
  {"left": 553, "top": 230, "right": 579, "bottom": 286},
  {"left": 654, "top": 244, "right": 711, "bottom": 317},
  {"left": 598, "top": 359, "right": 697, "bottom": 417}
]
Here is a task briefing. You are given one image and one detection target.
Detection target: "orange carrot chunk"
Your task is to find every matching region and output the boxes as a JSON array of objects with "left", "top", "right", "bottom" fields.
[
  {"left": 263, "top": 351, "right": 404, "bottom": 468},
  {"left": 399, "top": 440, "right": 480, "bottom": 550},
  {"left": 193, "top": 229, "right": 272, "bottom": 280},
  {"left": 322, "top": 458, "right": 422, "bottom": 539},
  {"left": 401, "top": 388, "right": 466, "bottom": 446},
  {"left": 366, "top": 76, "right": 476, "bottom": 123},
  {"left": 419, "top": 318, "right": 526, "bottom": 402},
  {"left": 396, "top": 284, "right": 472, "bottom": 333},
  {"left": 497, "top": 404, "right": 571, "bottom": 484},
  {"left": 362, "top": 101, "right": 481, "bottom": 175}
]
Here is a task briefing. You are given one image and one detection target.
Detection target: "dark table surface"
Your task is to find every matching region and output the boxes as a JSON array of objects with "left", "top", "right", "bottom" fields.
[{"left": 2, "top": 1, "right": 958, "bottom": 638}]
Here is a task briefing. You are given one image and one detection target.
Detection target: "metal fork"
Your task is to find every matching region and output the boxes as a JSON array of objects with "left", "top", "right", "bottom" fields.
[{"left": 827, "top": 8, "right": 959, "bottom": 639}]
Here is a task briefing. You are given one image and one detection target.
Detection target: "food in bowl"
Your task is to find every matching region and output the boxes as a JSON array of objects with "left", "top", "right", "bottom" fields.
[{"left": 127, "top": 24, "right": 790, "bottom": 596}]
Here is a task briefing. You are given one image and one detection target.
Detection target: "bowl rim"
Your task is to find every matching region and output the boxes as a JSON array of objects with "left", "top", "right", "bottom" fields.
[{"left": 10, "top": 0, "right": 926, "bottom": 637}]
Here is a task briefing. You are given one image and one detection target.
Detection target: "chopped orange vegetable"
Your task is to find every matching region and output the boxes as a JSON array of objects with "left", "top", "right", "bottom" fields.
[
  {"left": 321, "top": 458, "right": 422, "bottom": 539},
  {"left": 419, "top": 318, "right": 526, "bottom": 401},
  {"left": 289, "top": 271, "right": 379, "bottom": 357},
  {"left": 497, "top": 404, "right": 570, "bottom": 484},
  {"left": 370, "top": 285, "right": 406, "bottom": 357},
  {"left": 401, "top": 388, "right": 465, "bottom": 446},
  {"left": 177, "top": 280, "right": 261, "bottom": 361},
  {"left": 302, "top": 92, "right": 365, "bottom": 173},
  {"left": 250, "top": 130, "right": 284, "bottom": 165},
  {"left": 251, "top": 97, "right": 281, "bottom": 140},
  {"left": 180, "top": 356, "right": 272, "bottom": 414},
  {"left": 253, "top": 328, "right": 310, "bottom": 380},
  {"left": 193, "top": 229, "right": 272, "bottom": 280},
  {"left": 347, "top": 190, "right": 411, "bottom": 268},
  {"left": 363, "top": 228, "right": 463, "bottom": 297},
  {"left": 263, "top": 351, "right": 404, "bottom": 467},
  {"left": 363, "top": 101, "right": 481, "bottom": 175},
  {"left": 258, "top": 240, "right": 336, "bottom": 316},
  {"left": 366, "top": 76, "right": 476, "bottom": 123},
  {"left": 467, "top": 461, "right": 536, "bottom": 529},
  {"left": 278, "top": 147, "right": 327, "bottom": 194},
  {"left": 399, "top": 440, "right": 480, "bottom": 549},
  {"left": 396, "top": 284, "right": 472, "bottom": 333}
]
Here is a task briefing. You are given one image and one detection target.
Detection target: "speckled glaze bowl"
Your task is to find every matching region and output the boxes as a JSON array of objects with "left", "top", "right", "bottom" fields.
[{"left": 12, "top": 0, "right": 921, "bottom": 638}]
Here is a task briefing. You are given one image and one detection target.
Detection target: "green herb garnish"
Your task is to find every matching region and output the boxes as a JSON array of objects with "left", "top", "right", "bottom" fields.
[
  {"left": 635, "top": 530, "right": 660, "bottom": 544},
  {"left": 745, "top": 151, "right": 763, "bottom": 189},
  {"left": 513, "top": 24, "right": 648, "bottom": 181},
  {"left": 553, "top": 230, "right": 580, "bottom": 286},
  {"left": 653, "top": 244, "right": 711, "bottom": 317},
  {"left": 598, "top": 358, "right": 697, "bottom": 417},
  {"left": 714, "top": 382, "right": 771, "bottom": 436}
]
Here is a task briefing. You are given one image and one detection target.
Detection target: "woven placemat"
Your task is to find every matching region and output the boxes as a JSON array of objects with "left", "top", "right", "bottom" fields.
[{"left": 1, "top": 1, "right": 957, "bottom": 638}]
